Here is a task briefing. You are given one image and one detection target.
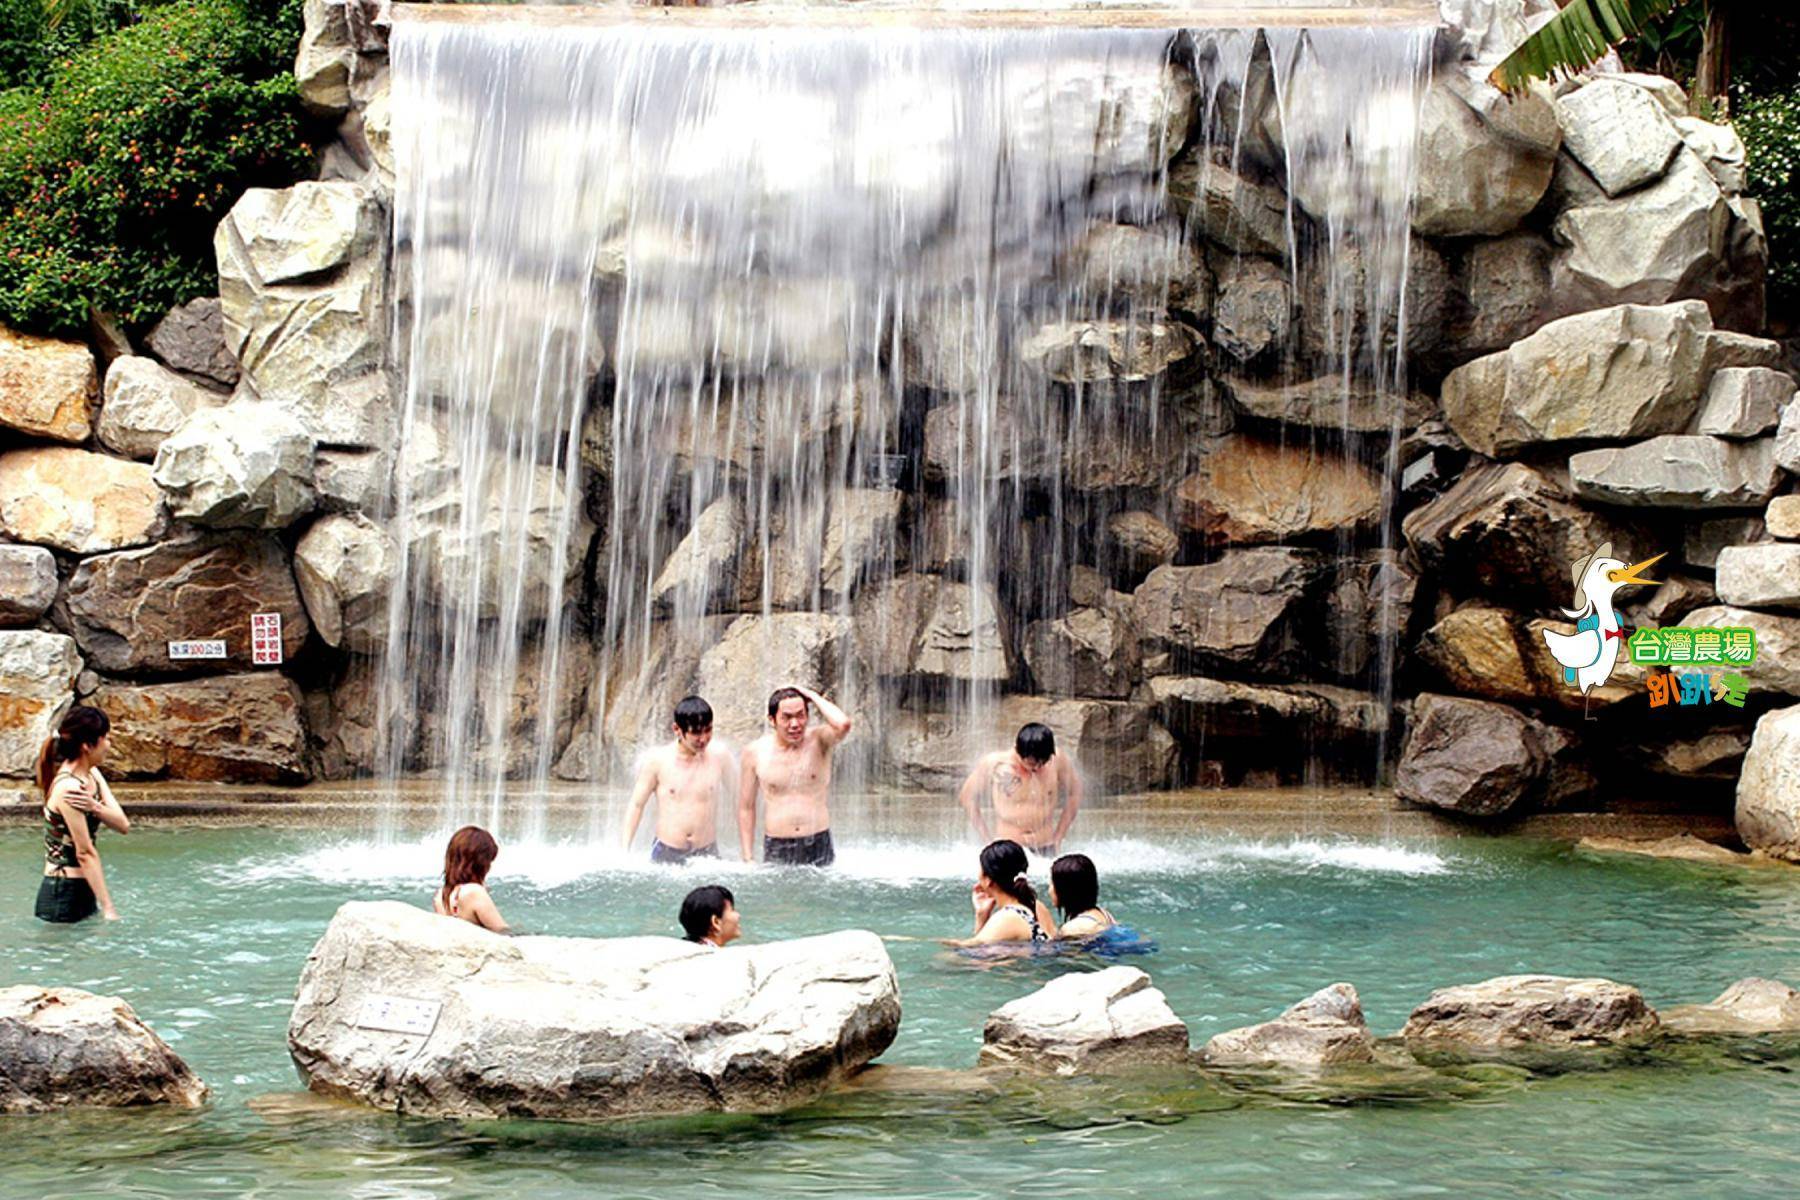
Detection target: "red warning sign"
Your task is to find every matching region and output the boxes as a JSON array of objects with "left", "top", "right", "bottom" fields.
[{"left": 251, "top": 612, "right": 283, "bottom": 666}]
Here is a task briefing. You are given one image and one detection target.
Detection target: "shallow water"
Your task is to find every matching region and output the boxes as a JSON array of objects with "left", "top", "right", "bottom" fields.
[{"left": 3, "top": 828, "right": 1799, "bottom": 1198}]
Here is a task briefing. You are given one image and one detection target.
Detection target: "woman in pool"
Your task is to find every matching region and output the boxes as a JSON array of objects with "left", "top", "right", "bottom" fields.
[
  {"left": 1051, "top": 853, "right": 1116, "bottom": 940},
  {"left": 946, "top": 839, "right": 1056, "bottom": 947},
  {"left": 35, "top": 705, "right": 130, "bottom": 924},
  {"left": 433, "top": 825, "right": 510, "bottom": 933}
]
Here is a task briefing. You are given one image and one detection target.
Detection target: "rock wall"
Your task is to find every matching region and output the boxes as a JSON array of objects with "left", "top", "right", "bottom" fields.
[{"left": 0, "top": 0, "right": 1792, "bottom": 820}]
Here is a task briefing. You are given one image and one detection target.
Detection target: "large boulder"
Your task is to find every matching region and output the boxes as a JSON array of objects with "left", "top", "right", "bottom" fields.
[
  {"left": 1769, "top": 496, "right": 1800, "bottom": 541},
  {"left": 0, "top": 631, "right": 81, "bottom": 777},
  {"left": 1662, "top": 978, "right": 1800, "bottom": 1037},
  {"left": 1449, "top": 231, "right": 1553, "bottom": 360},
  {"left": 293, "top": 513, "right": 394, "bottom": 652},
  {"left": 295, "top": 0, "right": 357, "bottom": 117},
  {"left": 1221, "top": 374, "right": 1429, "bottom": 434},
  {"left": 1133, "top": 549, "right": 1323, "bottom": 673},
  {"left": 0, "top": 447, "right": 168, "bottom": 554},
  {"left": 1692, "top": 367, "right": 1793, "bottom": 438},
  {"left": 217, "top": 181, "right": 389, "bottom": 447},
  {"left": 1439, "top": 301, "right": 1712, "bottom": 456},
  {"left": 1402, "top": 461, "right": 1648, "bottom": 602},
  {"left": 1682, "top": 606, "right": 1800, "bottom": 696},
  {"left": 1394, "top": 693, "right": 1550, "bottom": 818},
  {"left": 1779, "top": 397, "right": 1800, "bottom": 476},
  {"left": 152, "top": 403, "right": 317, "bottom": 529},
  {"left": 65, "top": 533, "right": 311, "bottom": 674},
  {"left": 980, "top": 967, "right": 1188, "bottom": 1075},
  {"left": 1400, "top": 975, "right": 1660, "bottom": 1053},
  {"left": 1552, "top": 77, "right": 1681, "bottom": 197},
  {"left": 314, "top": 447, "right": 390, "bottom": 514},
  {"left": 1212, "top": 257, "right": 1290, "bottom": 366},
  {"left": 1411, "top": 67, "right": 1559, "bottom": 238},
  {"left": 649, "top": 495, "right": 756, "bottom": 615},
  {"left": 1150, "top": 675, "right": 1387, "bottom": 748},
  {"left": 769, "top": 489, "right": 902, "bottom": 610},
  {"left": 1736, "top": 704, "right": 1800, "bottom": 862},
  {"left": 0, "top": 987, "right": 206, "bottom": 1112},
  {"left": 1715, "top": 544, "right": 1800, "bottom": 611},
  {"left": 92, "top": 674, "right": 311, "bottom": 783},
  {"left": 1551, "top": 150, "right": 1730, "bottom": 313},
  {"left": 144, "top": 297, "right": 240, "bottom": 388},
  {"left": 0, "top": 544, "right": 57, "bottom": 627},
  {"left": 0, "top": 326, "right": 97, "bottom": 443},
  {"left": 1167, "top": 151, "right": 1289, "bottom": 257},
  {"left": 1198, "top": 983, "right": 1377, "bottom": 1069},
  {"left": 1174, "top": 435, "right": 1382, "bottom": 547},
  {"left": 1569, "top": 435, "right": 1781, "bottom": 509},
  {"left": 287, "top": 901, "right": 900, "bottom": 1120},
  {"left": 912, "top": 580, "right": 1011, "bottom": 684},
  {"left": 1067, "top": 222, "right": 1207, "bottom": 315},
  {"left": 1024, "top": 607, "right": 1139, "bottom": 699},
  {"left": 694, "top": 613, "right": 853, "bottom": 747},
  {"left": 97, "top": 356, "right": 222, "bottom": 461},
  {"left": 1101, "top": 510, "right": 1179, "bottom": 587}
]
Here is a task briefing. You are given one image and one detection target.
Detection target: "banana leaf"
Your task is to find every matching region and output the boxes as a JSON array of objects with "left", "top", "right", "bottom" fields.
[{"left": 1488, "top": 0, "right": 1684, "bottom": 94}]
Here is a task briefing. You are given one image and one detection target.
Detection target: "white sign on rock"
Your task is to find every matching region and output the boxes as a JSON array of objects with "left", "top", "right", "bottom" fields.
[
  {"left": 251, "top": 612, "right": 283, "bottom": 665},
  {"left": 355, "top": 995, "right": 443, "bottom": 1038},
  {"left": 167, "top": 640, "right": 228, "bottom": 661}
]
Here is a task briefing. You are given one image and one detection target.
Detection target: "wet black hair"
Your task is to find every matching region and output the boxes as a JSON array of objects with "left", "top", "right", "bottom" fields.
[
  {"left": 1015, "top": 722, "right": 1055, "bottom": 764},
  {"left": 978, "top": 839, "right": 1037, "bottom": 910},
  {"left": 37, "top": 704, "right": 111, "bottom": 796},
  {"left": 673, "top": 695, "right": 713, "bottom": 734},
  {"left": 1051, "top": 854, "right": 1099, "bottom": 919},
  {"left": 680, "top": 885, "right": 735, "bottom": 942},
  {"left": 768, "top": 687, "right": 806, "bottom": 718}
]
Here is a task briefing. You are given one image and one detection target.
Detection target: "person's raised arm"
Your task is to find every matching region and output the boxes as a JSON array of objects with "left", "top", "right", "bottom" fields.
[
  {"left": 90, "top": 770, "right": 129, "bottom": 835},
  {"left": 1051, "top": 753, "right": 1083, "bottom": 848},
  {"left": 54, "top": 785, "right": 117, "bottom": 920},
  {"left": 795, "top": 685, "right": 852, "bottom": 745},
  {"left": 737, "top": 746, "right": 761, "bottom": 862},
  {"left": 957, "top": 758, "right": 994, "bottom": 842},
  {"left": 621, "top": 755, "right": 658, "bottom": 850}
]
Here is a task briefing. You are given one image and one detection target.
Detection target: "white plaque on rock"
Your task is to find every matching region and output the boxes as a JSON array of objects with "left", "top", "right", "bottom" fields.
[
  {"left": 167, "top": 639, "right": 227, "bottom": 661},
  {"left": 355, "top": 995, "right": 442, "bottom": 1037}
]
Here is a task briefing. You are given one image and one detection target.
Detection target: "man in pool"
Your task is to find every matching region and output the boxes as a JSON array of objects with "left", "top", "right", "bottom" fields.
[
  {"left": 956, "top": 722, "right": 1083, "bottom": 856},
  {"left": 738, "top": 684, "right": 853, "bottom": 867},
  {"left": 679, "top": 884, "right": 741, "bottom": 947},
  {"left": 622, "top": 695, "right": 732, "bottom": 864}
]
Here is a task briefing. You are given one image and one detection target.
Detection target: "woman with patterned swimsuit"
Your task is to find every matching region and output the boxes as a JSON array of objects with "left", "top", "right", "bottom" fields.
[
  {"left": 35, "top": 706, "right": 130, "bottom": 924},
  {"left": 944, "top": 839, "right": 1057, "bottom": 948}
]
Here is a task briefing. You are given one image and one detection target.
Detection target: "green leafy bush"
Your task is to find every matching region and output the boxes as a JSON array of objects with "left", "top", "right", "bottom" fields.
[
  {"left": 1735, "top": 84, "right": 1800, "bottom": 320},
  {"left": 0, "top": 0, "right": 311, "bottom": 335}
]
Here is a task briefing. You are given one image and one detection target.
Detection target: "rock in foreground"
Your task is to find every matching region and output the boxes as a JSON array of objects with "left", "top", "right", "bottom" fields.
[
  {"left": 1199, "top": 983, "right": 1377, "bottom": 1069},
  {"left": 288, "top": 902, "right": 900, "bottom": 1121},
  {"left": 980, "top": 966, "right": 1189, "bottom": 1074},
  {"left": 1401, "top": 975, "right": 1659, "bottom": 1053},
  {"left": 1736, "top": 704, "right": 1800, "bottom": 862},
  {"left": 0, "top": 986, "right": 207, "bottom": 1112}
]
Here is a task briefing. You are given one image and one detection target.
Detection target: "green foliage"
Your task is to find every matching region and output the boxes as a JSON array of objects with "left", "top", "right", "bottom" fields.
[
  {"left": 1735, "top": 84, "right": 1800, "bottom": 317},
  {"left": 1489, "top": 0, "right": 1682, "bottom": 94},
  {"left": 0, "top": 0, "right": 312, "bottom": 335}
]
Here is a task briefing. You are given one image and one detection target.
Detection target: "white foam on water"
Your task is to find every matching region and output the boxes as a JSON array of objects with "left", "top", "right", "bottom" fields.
[{"left": 228, "top": 832, "right": 1454, "bottom": 888}]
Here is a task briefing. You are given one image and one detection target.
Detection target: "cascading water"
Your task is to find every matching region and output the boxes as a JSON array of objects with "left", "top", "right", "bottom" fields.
[{"left": 376, "top": 4, "right": 1434, "bottom": 844}]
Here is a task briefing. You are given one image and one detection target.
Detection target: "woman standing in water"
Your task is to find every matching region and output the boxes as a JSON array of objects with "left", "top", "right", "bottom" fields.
[
  {"left": 36, "top": 705, "right": 130, "bottom": 923},
  {"left": 433, "top": 825, "right": 510, "bottom": 933},
  {"left": 946, "top": 839, "right": 1056, "bottom": 947}
]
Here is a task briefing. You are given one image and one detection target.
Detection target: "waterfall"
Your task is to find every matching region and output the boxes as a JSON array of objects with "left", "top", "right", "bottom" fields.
[{"left": 376, "top": 6, "right": 1434, "bottom": 842}]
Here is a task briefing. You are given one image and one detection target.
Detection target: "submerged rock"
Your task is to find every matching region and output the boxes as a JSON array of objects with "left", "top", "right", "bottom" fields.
[
  {"left": 1662, "top": 979, "right": 1800, "bottom": 1036},
  {"left": 288, "top": 901, "right": 900, "bottom": 1120},
  {"left": 1576, "top": 835, "right": 1754, "bottom": 867},
  {"left": 1199, "top": 983, "right": 1377, "bottom": 1069},
  {"left": 1401, "top": 975, "right": 1660, "bottom": 1052},
  {"left": 1736, "top": 704, "right": 1800, "bottom": 863},
  {"left": 0, "top": 986, "right": 206, "bottom": 1112},
  {"left": 981, "top": 967, "right": 1188, "bottom": 1075}
]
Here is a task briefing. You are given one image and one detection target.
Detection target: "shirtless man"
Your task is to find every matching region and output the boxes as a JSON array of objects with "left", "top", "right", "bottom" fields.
[
  {"left": 623, "top": 696, "right": 732, "bottom": 864},
  {"left": 957, "top": 722, "right": 1083, "bottom": 855},
  {"left": 738, "top": 685, "right": 853, "bottom": 867}
]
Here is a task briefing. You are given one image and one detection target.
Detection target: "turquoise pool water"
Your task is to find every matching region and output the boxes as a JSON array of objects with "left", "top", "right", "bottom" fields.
[{"left": 3, "top": 827, "right": 1798, "bottom": 1199}]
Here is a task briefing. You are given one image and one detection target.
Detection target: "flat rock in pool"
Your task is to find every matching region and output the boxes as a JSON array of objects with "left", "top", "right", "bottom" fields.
[
  {"left": 1662, "top": 978, "right": 1800, "bottom": 1037},
  {"left": 0, "top": 986, "right": 208, "bottom": 1112},
  {"left": 286, "top": 902, "right": 901, "bottom": 1121},
  {"left": 980, "top": 966, "right": 1190, "bottom": 1074},
  {"left": 1198, "top": 982, "right": 1378, "bottom": 1069},
  {"left": 1401, "top": 974, "right": 1661, "bottom": 1054}
]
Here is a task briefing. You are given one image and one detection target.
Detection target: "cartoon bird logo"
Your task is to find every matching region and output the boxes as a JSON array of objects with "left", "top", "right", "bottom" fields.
[{"left": 1540, "top": 542, "right": 1665, "bottom": 718}]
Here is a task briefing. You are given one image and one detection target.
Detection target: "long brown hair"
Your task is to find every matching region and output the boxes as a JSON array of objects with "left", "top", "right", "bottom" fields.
[
  {"left": 36, "top": 705, "right": 111, "bottom": 796},
  {"left": 440, "top": 825, "right": 499, "bottom": 909}
]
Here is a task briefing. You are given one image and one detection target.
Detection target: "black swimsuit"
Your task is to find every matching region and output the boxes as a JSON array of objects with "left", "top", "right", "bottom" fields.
[{"left": 764, "top": 830, "right": 835, "bottom": 867}]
